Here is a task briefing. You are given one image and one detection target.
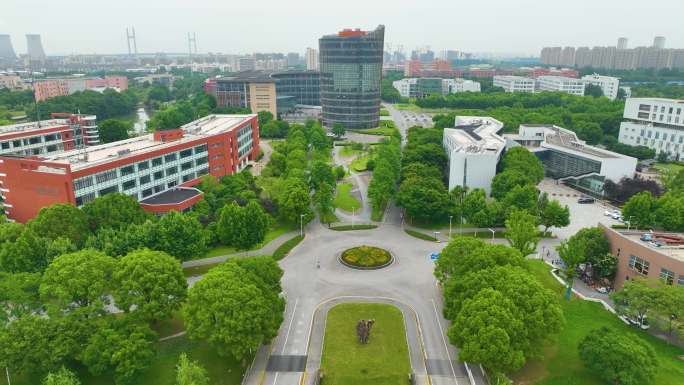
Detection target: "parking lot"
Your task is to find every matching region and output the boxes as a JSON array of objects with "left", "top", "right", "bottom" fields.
[
  {"left": 538, "top": 178, "right": 623, "bottom": 239},
  {"left": 397, "top": 110, "right": 434, "bottom": 128}
]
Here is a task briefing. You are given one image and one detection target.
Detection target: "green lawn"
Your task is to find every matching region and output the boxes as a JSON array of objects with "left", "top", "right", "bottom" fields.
[
  {"left": 404, "top": 229, "right": 437, "bottom": 241},
  {"left": 371, "top": 203, "right": 386, "bottom": 222},
  {"left": 350, "top": 156, "right": 371, "bottom": 172},
  {"left": 350, "top": 127, "right": 397, "bottom": 136},
  {"left": 511, "top": 260, "right": 684, "bottom": 385},
  {"left": 340, "top": 146, "right": 363, "bottom": 157},
  {"left": 195, "top": 222, "right": 295, "bottom": 260},
  {"left": 321, "top": 303, "right": 411, "bottom": 385},
  {"left": 183, "top": 261, "right": 223, "bottom": 277},
  {"left": 335, "top": 182, "right": 361, "bottom": 212},
  {"left": 272, "top": 235, "right": 304, "bottom": 260},
  {"left": 3, "top": 335, "right": 247, "bottom": 385},
  {"left": 653, "top": 161, "right": 684, "bottom": 174}
]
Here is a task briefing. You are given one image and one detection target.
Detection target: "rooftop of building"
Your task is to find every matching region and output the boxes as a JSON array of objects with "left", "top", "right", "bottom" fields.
[
  {"left": 443, "top": 116, "right": 506, "bottom": 155},
  {"left": 494, "top": 75, "right": 534, "bottom": 81},
  {"left": 537, "top": 75, "right": 585, "bottom": 82},
  {"left": 0, "top": 114, "right": 96, "bottom": 136},
  {"left": 617, "top": 229, "right": 684, "bottom": 262},
  {"left": 626, "top": 97, "right": 684, "bottom": 104},
  {"left": 140, "top": 187, "right": 202, "bottom": 206},
  {"left": 510, "top": 124, "right": 630, "bottom": 159},
  {"left": 215, "top": 71, "right": 274, "bottom": 83},
  {"left": 26, "top": 114, "right": 254, "bottom": 171}
]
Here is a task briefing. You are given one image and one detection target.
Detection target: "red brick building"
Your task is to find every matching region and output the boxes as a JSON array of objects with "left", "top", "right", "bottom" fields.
[{"left": 0, "top": 114, "right": 259, "bottom": 222}]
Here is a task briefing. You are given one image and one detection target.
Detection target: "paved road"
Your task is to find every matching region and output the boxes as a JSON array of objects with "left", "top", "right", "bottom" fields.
[{"left": 248, "top": 220, "right": 485, "bottom": 385}]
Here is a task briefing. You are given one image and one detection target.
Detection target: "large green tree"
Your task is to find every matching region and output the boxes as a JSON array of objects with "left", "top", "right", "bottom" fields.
[
  {"left": 30, "top": 204, "right": 90, "bottom": 246},
  {"left": 98, "top": 119, "right": 131, "bottom": 144},
  {"left": 578, "top": 327, "right": 657, "bottom": 385},
  {"left": 556, "top": 239, "right": 586, "bottom": 300},
  {"left": 611, "top": 277, "right": 659, "bottom": 324},
  {"left": 42, "top": 367, "right": 81, "bottom": 385},
  {"left": 397, "top": 176, "right": 449, "bottom": 222},
  {"left": 113, "top": 249, "right": 187, "bottom": 322},
  {"left": 448, "top": 289, "right": 527, "bottom": 374},
  {"left": 505, "top": 210, "right": 540, "bottom": 256},
  {"left": 0, "top": 316, "right": 67, "bottom": 374},
  {"left": 152, "top": 211, "right": 207, "bottom": 260},
  {"left": 435, "top": 237, "right": 524, "bottom": 284},
  {"left": 82, "top": 193, "right": 148, "bottom": 231},
  {"left": 0, "top": 272, "right": 41, "bottom": 325},
  {"left": 621, "top": 191, "right": 657, "bottom": 229},
  {"left": 184, "top": 261, "right": 284, "bottom": 360},
  {"left": 491, "top": 170, "right": 534, "bottom": 200},
  {"left": 500, "top": 147, "right": 545, "bottom": 184},
  {"left": 81, "top": 319, "right": 156, "bottom": 385},
  {"left": 538, "top": 199, "right": 570, "bottom": 234},
  {"left": 277, "top": 178, "right": 313, "bottom": 224},
  {"left": 40, "top": 249, "right": 116, "bottom": 312}
]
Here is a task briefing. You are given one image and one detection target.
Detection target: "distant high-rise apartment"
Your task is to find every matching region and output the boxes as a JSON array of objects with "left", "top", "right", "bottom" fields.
[
  {"left": 654, "top": 36, "right": 666, "bottom": 49},
  {"left": 617, "top": 37, "right": 628, "bottom": 50},
  {"left": 305, "top": 48, "right": 319, "bottom": 71},
  {"left": 286, "top": 52, "right": 300, "bottom": 67},
  {"left": 0, "top": 35, "right": 17, "bottom": 60},
  {"left": 560, "top": 47, "right": 576, "bottom": 67},
  {"left": 319, "top": 25, "right": 384, "bottom": 129},
  {"left": 237, "top": 56, "right": 255, "bottom": 72},
  {"left": 26, "top": 34, "right": 47, "bottom": 65}
]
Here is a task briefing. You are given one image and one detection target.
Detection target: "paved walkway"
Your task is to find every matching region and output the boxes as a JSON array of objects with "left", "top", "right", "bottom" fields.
[{"left": 251, "top": 140, "right": 273, "bottom": 177}]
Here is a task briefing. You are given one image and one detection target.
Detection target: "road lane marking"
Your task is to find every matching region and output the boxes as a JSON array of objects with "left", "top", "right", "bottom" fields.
[
  {"left": 282, "top": 297, "right": 299, "bottom": 354},
  {"left": 430, "top": 299, "right": 457, "bottom": 382}
]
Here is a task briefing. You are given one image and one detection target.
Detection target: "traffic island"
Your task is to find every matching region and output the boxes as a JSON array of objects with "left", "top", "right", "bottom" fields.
[{"left": 338, "top": 245, "right": 394, "bottom": 270}]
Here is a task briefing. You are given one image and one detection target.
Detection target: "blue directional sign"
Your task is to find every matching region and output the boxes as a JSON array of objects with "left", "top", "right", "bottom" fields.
[{"left": 430, "top": 252, "right": 439, "bottom": 261}]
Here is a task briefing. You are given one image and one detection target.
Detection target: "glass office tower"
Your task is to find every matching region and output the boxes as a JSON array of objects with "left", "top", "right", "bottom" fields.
[{"left": 319, "top": 25, "right": 384, "bottom": 129}]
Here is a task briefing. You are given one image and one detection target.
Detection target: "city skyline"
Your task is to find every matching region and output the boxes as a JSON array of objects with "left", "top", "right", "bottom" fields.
[{"left": 2, "top": 0, "right": 683, "bottom": 56}]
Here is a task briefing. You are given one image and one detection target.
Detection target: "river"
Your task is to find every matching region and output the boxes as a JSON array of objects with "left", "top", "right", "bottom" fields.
[{"left": 132, "top": 107, "right": 150, "bottom": 136}]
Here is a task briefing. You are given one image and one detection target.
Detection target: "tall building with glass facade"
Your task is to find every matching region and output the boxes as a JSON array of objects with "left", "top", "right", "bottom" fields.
[{"left": 319, "top": 25, "right": 384, "bottom": 129}]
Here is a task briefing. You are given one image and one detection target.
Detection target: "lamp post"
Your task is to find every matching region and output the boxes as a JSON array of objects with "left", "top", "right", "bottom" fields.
[
  {"left": 449, "top": 215, "right": 453, "bottom": 239},
  {"left": 433, "top": 231, "right": 440, "bottom": 243},
  {"left": 627, "top": 216, "right": 635, "bottom": 231},
  {"left": 352, "top": 207, "right": 355, "bottom": 229},
  {"left": 488, "top": 228, "right": 495, "bottom": 244},
  {"left": 300, "top": 214, "right": 305, "bottom": 237}
]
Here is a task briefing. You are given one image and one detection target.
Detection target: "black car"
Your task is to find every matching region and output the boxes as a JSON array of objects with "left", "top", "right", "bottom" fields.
[{"left": 577, "top": 196, "right": 595, "bottom": 204}]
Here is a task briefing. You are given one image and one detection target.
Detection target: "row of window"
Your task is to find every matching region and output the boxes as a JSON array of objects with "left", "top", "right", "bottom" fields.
[
  {"left": 628, "top": 255, "right": 683, "bottom": 285},
  {"left": 0, "top": 133, "right": 65, "bottom": 151},
  {"left": 74, "top": 144, "right": 208, "bottom": 191}
]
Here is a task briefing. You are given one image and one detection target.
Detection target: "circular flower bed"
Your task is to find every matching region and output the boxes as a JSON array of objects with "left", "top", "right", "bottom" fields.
[{"left": 340, "top": 246, "right": 393, "bottom": 269}]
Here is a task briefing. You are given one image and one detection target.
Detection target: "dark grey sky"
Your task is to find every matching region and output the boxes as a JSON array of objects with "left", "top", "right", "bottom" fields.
[{"left": 3, "top": 0, "right": 683, "bottom": 56}]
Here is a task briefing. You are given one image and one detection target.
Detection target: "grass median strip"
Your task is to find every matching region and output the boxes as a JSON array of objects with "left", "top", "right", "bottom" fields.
[
  {"left": 329, "top": 224, "right": 378, "bottom": 231},
  {"left": 404, "top": 228, "right": 436, "bottom": 241},
  {"left": 334, "top": 182, "right": 362, "bottom": 212},
  {"left": 320, "top": 303, "right": 411, "bottom": 385},
  {"left": 272, "top": 234, "right": 304, "bottom": 260}
]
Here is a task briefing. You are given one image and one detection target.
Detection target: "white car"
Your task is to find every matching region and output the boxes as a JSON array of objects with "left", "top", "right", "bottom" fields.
[{"left": 604, "top": 210, "right": 612, "bottom": 216}]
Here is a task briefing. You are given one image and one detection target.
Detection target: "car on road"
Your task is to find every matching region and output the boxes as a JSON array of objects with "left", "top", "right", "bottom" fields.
[{"left": 578, "top": 196, "right": 595, "bottom": 204}]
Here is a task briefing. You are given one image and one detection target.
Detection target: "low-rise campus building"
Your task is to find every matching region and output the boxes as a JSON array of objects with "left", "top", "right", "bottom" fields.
[
  {"left": 618, "top": 97, "right": 684, "bottom": 160},
  {"left": 581, "top": 73, "right": 620, "bottom": 100},
  {"left": 443, "top": 116, "right": 506, "bottom": 194},
  {"left": 600, "top": 224, "right": 684, "bottom": 289},
  {"left": 536, "top": 75, "right": 586, "bottom": 96},
  {"left": 0, "top": 113, "right": 99, "bottom": 156},
  {"left": 0, "top": 114, "right": 259, "bottom": 222},
  {"left": 507, "top": 124, "right": 636, "bottom": 194},
  {"left": 493, "top": 75, "right": 536, "bottom": 93}
]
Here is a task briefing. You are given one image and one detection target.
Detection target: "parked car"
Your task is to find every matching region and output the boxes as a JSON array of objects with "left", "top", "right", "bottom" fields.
[
  {"left": 626, "top": 315, "right": 650, "bottom": 330},
  {"left": 578, "top": 196, "right": 595, "bottom": 204}
]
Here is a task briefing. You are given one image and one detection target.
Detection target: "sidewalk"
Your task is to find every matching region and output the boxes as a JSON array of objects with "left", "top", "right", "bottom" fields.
[{"left": 181, "top": 230, "right": 300, "bottom": 268}]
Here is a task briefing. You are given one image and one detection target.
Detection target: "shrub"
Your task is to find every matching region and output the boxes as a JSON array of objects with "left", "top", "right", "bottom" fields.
[
  {"left": 272, "top": 235, "right": 304, "bottom": 261},
  {"left": 340, "top": 246, "right": 392, "bottom": 267}
]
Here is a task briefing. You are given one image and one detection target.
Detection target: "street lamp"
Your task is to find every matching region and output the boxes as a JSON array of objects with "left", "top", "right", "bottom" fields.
[
  {"left": 352, "top": 207, "right": 355, "bottom": 229},
  {"left": 300, "top": 214, "right": 305, "bottom": 237},
  {"left": 627, "top": 216, "right": 635, "bottom": 231},
  {"left": 433, "top": 231, "right": 440, "bottom": 243},
  {"left": 488, "top": 228, "right": 495, "bottom": 244},
  {"left": 449, "top": 215, "right": 453, "bottom": 239}
]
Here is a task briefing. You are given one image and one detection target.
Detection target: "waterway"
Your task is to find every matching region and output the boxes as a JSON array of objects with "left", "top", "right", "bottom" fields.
[{"left": 132, "top": 107, "right": 150, "bottom": 136}]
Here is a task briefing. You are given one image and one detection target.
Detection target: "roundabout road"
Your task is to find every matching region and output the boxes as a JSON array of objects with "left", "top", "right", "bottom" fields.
[{"left": 249, "top": 220, "right": 487, "bottom": 385}]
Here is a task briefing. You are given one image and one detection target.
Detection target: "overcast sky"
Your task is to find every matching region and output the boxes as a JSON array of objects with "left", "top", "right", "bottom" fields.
[{"left": 2, "top": 0, "right": 683, "bottom": 56}]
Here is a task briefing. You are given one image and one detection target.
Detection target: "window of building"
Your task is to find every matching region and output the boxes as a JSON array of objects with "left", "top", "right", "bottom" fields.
[
  {"left": 46, "top": 145, "right": 58, "bottom": 152},
  {"left": 139, "top": 175, "right": 151, "bottom": 185},
  {"left": 195, "top": 157, "right": 208, "bottom": 166},
  {"left": 122, "top": 180, "right": 136, "bottom": 191},
  {"left": 628, "top": 255, "right": 650, "bottom": 275},
  {"left": 194, "top": 144, "right": 208, "bottom": 153},
  {"left": 197, "top": 167, "right": 209, "bottom": 176},
  {"left": 152, "top": 157, "right": 163, "bottom": 167},
  {"left": 152, "top": 170, "right": 163, "bottom": 180},
  {"left": 182, "top": 173, "right": 194, "bottom": 182},
  {"left": 44, "top": 134, "right": 57, "bottom": 142},
  {"left": 180, "top": 148, "right": 193, "bottom": 158},
  {"left": 0, "top": 142, "right": 10, "bottom": 150},
  {"left": 660, "top": 268, "right": 675, "bottom": 285},
  {"left": 142, "top": 188, "right": 153, "bottom": 198},
  {"left": 677, "top": 108, "right": 682, "bottom": 115},
  {"left": 678, "top": 275, "right": 684, "bottom": 285},
  {"left": 669, "top": 107, "right": 673, "bottom": 114},
  {"left": 95, "top": 169, "right": 117, "bottom": 184},
  {"left": 154, "top": 184, "right": 164, "bottom": 193},
  {"left": 28, "top": 137, "right": 40, "bottom": 145},
  {"left": 181, "top": 161, "right": 193, "bottom": 171},
  {"left": 75, "top": 192, "right": 96, "bottom": 206},
  {"left": 137, "top": 161, "right": 150, "bottom": 171},
  {"left": 98, "top": 185, "right": 118, "bottom": 196},
  {"left": 120, "top": 165, "right": 135, "bottom": 176},
  {"left": 73, "top": 176, "right": 94, "bottom": 190},
  {"left": 655, "top": 132, "right": 660, "bottom": 139},
  {"left": 12, "top": 140, "right": 20, "bottom": 147},
  {"left": 661, "top": 106, "right": 666, "bottom": 113},
  {"left": 166, "top": 166, "right": 178, "bottom": 175},
  {"left": 164, "top": 153, "right": 177, "bottom": 162},
  {"left": 167, "top": 180, "right": 177, "bottom": 188}
]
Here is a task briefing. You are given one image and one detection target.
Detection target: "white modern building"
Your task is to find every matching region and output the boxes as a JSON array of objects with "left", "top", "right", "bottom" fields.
[
  {"left": 582, "top": 74, "right": 620, "bottom": 100},
  {"left": 392, "top": 78, "right": 418, "bottom": 98},
  {"left": 536, "top": 76, "right": 586, "bottom": 96},
  {"left": 507, "top": 124, "right": 637, "bottom": 193},
  {"left": 443, "top": 116, "right": 506, "bottom": 194},
  {"left": 442, "top": 78, "right": 481, "bottom": 94},
  {"left": 618, "top": 97, "right": 684, "bottom": 160},
  {"left": 493, "top": 75, "right": 535, "bottom": 93}
]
